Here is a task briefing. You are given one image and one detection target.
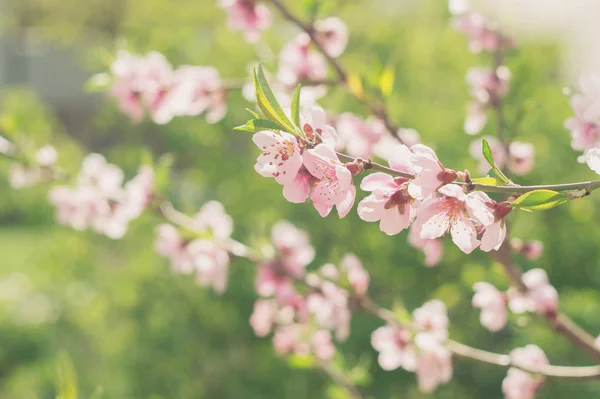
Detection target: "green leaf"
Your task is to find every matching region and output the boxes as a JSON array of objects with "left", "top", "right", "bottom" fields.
[
  {"left": 84, "top": 73, "right": 112, "bottom": 92},
  {"left": 471, "top": 177, "right": 498, "bottom": 186},
  {"left": 287, "top": 354, "right": 316, "bottom": 369},
  {"left": 245, "top": 108, "right": 260, "bottom": 119},
  {"left": 253, "top": 65, "right": 297, "bottom": 133},
  {"left": 154, "top": 153, "right": 174, "bottom": 194},
  {"left": 379, "top": 66, "right": 395, "bottom": 98},
  {"left": 234, "top": 119, "right": 282, "bottom": 133},
  {"left": 291, "top": 84, "right": 302, "bottom": 129},
  {"left": 56, "top": 353, "right": 77, "bottom": 399},
  {"left": 510, "top": 189, "right": 568, "bottom": 211},
  {"left": 482, "top": 139, "right": 511, "bottom": 185}
]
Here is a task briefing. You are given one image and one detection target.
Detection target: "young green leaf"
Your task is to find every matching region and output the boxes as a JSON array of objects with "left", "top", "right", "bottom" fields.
[
  {"left": 287, "top": 353, "right": 316, "bottom": 369},
  {"left": 471, "top": 177, "right": 498, "bottom": 186},
  {"left": 234, "top": 119, "right": 282, "bottom": 133},
  {"left": 253, "top": 65, "right": 297, "bottom": 133},
  {"left": 379, "top": 65, "right": 395, "bottom": 98},
  {"left": 291, "top": 84, "right": 302, "bottom": 129},
  {"left": 245, "top": 108, "right": 260, "bottom": 119},
  {"left": 84, "top": 73, "right": 112, "bottom": 92},
  {"left": 510, "top": 189, "right": 568, "bottom": 211},
  {"left": 482, "top": 139, "right": 511, "bottom": 185}
]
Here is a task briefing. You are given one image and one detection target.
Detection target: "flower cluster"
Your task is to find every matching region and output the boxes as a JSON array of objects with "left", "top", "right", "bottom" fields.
[
  {"left": 154, "top": 201, "right": 233, "bottom": 293},
  {"left": 253, "top": 108, "right": 513, "bottom": 254},
  {"left": 107, "top": 51, "right": 227, "bottom": 124},
  {"left": 511, "top": 238, "right": 544, "bottom": 261},
  {"left": 450, "top": 0, "right": 514, "bottom": 54},
  {"left": 9, "top": 145, "right": 57, "bottom": 189},
  {"left": 464, "top": 66, "right": 511, "bottom": 135},
  {"left": 250, "top": 222, "right": 368, "bottom": 360},
  {"left": 472, "top": 268, "right": 558, "bottom": 332},
  {"left": 218, "top": 0, "right": 272, "bottom": 43},
  {"left": 470, "top": 137, "right": 535, "bottom": 176},
  {"left": 48, "top": 153, "right": 154, "bottom": 239},
  {"left": 371, "top": 300, "right": 452, "bottom": 393},
  {"left": 564, "top": 74, "right": 600, "bottom": 173},
  {"left": 502, "top": 345, "right": 548, "bottom": 399}
]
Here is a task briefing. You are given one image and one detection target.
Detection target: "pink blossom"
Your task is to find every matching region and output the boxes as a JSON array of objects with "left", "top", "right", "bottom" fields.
[
  {"left": 408, "top": 144, "right": 458, "bottom": 199},
  {"left": 585, "top": 147, "right": 600, "bottom": 175},
  {"left": 464, "top": 67, "right": 511, "bottom": 135},
  {"left": 472, "top": 282, "right": 507, "bottom": 331},
  {"left": 564, "top": 75, "right": 600, "bottom": 157},
  {"left": 372, "top": 128, "right": 421, "bottom": 159},
  {"left": 301, "top": 106, "right": 338, "bottom": 148},
  {"left": 335, "top": 113, "right": 385, "bottom": 159},
  {"left": 192, "top": 201, "right": 234, "bottom": 240},
  {"left": 255, "top": 221, "right": 314, "bottom": 302},
  {"left": 109, "top": 51, "right": 145, "bottom": 122},
  {"left": 158, "top": 66, "right": 227, "bottom": 124},
  {"left": 480, "top": 200, "right": 511, "bottom": 253},
  {"left": 278, "top": 34, "right": 328, "bottom": 87},
  {"left": 303, "top": 144, "right": 356, "bottom": 218},
  {"left": 414, "top": 333, "right": 453, "bottom": 393},
  {"left": 307, "top": 279, "right": 351, "bottom": 341},
  {"left": 339, "top": 253, "right": 369, "bottom": 296},
  {"left": 469, "top": 136, "right": 507, "bottom": 174},
  {"left": 508, "top": 269, "right": 558, "bottom": 316},
  {"left": 413, "top": 184, "right": 494, "bottom": 254},
  {"left": 218, "top": 0, "right": 272, "bottom": 43},
  {"left": 508, "top": 142, "right": 535, "bottom": 175},
  {"left": 408, "top": 224, "right": 444, "bottom": 267},
  {"left": 272, "top": 324, "right": 335, "bottom": 360},
  {"left": 358, "top": 145, "right": 417, "bottom": 235},
  {"left": 253, "top": 131, "right": 303, "bottom": 185},
  {"left": 454, "top": 12, "right": 513, "bottom": 54},
  {"left": 154, "top": 224, "right": 194, "bottom": 274},
  {"left": 49, "top": 154, "right": 153, "bottom": 239},
  {"left": 282, "top": 166, "right": 312, "bottom": 203},
  {"left": 511, "top": 238, "right": 544, "bottom": 261},
  {"left": 187, "top": 239, "right": 230, "bottom": 294},
  {"left": 413, "top": 300, "right": 449, "bottom": 341},
  {"left": 371, "top": 325, "right": 417, "bottom": 371},
  {"left": 502, "top": 345, "right": 548, "bottom": 399},
  {"left": 9, "top": 145, "right": 58, "bottom": 189},
  {"left": 135, "top": 52, "right": 175, "bottom": 123},
  {"left": 449, "top": 0, "right": 471, "bottom": 15},
  {"left": 250, "top": 299, "right": 278, "bottom": 337},
  {"left": 313, "top": 17, "right": 349, "bottom": 58}
]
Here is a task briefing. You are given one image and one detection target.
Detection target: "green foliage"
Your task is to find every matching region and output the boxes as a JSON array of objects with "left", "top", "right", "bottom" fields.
[
  {"left": 510, "top": 190, "right": 569, "bottom": 211},
  {"left": 1, "top": 1, "right": 600, "bottom": 399},
  {"left": 253, "top": 65, "right": 297, "bottom": 134},
  {"left": 482, "top": 138, "right": 512, "bottom": 185}
]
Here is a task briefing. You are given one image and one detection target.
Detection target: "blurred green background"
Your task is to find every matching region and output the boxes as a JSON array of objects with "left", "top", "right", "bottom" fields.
[{"left": 1, "top": 0, "right": 600, "bottom": 397}]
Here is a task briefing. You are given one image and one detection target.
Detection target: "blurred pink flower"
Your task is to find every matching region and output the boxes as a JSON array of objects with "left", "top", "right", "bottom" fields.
[
  {"left": 408, "top": 224, "right": 444, "bottom": 267},
  {"left": 508, "top": 142, "right": 535, "bottom": 176},
  {"left": 508, "top": 269, "right": 558, "bottom": 316},
  {"left": 335, "top": 113, "right": 385, "bottom": 159},
  {"left": 313, "top": 17, "right": 349, "bottom": 58},
  {"left": 109, "top": 51, "right": 145, "bottom": 122},
  {"left": 192, "top": 200, "right": 234, "bottom": 240},
  {"left": 414, "top": 333, "right": 453, "bottom": 393},
  {"left": 413, "top": 299, "right": 449, "bottom": 341},
  {"left": 218, "top": 0, "right": 272, "bottom": 43},
  {"left": 155, "top": 224, "right": 195, "bottom": 274},
  {"left": 585, "top": 147, "right": 600, "bottom": 175},
  {"left": 340, "top": 253, "right": 369, "bottom": 296},
  {"left": 502, "top": 345, "right": 548, "bottom": 399},
  {"left": 188, "top": 239, "right": 230, "bottom": 294},
  {"left": 9, "top": 145, "right": 58, "bottom": 189},
  {"left": 358, "top": 145, "right": 417, "bottom": 235},
  {"left": 454, "top": 12, "right": 513, "bottom": 54},
  {"left": 272, "top": 324, "right": 335, "bottom": 360},
  {"left": 371, "top": 325, "right": 417, "bottom": 371},
  {"left": 464, "top": 67, "right": 511, "bottom": 135},
  {"left": 250, "top": 299, "right": 278, "bottom": 337},
  {"left": 303, "top": 144, "right": 356, "bottom": 218},
  {"left": 408, "top": 144, "right": 458, "bottom": 199},
  {"left": 472, "top": 282, "right": 507, "bottom": 331},
  {"left": 511, "top": 238, "right": 544, "bottom": 261},
  {"left": 278, "top": 34, "right": 328, "bottom": 87},
  {"left": 307, "top": 279, "right": 351, "bottom": 341}
]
